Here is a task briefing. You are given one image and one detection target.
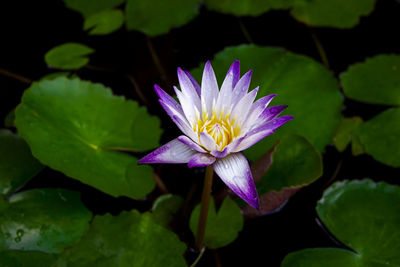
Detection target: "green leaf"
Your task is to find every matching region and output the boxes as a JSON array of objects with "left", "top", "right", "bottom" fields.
[
  {"left": 190, "top": 197, "right": 243, "bottom": 249},
  {"left": 333, "top": 117, "right": 363, "bottom": 152},
  {"left": 58, "top": 211, "right": 187, "bottom": 267},
  {"left": 340, "top": 54, "right": 400, "bottom": 105},
  {"left": 152, "top": 194, "right": 184, "bottom": 229},
  {"left": 290, "top": 0, "right": 376, "bottom": 28},
  {"left": 44, "top": 43, "right": 94, "bottom": 70},
  {"left": 125, "top": 0, "right": 201, "bottom": 36},
  {"left": 282, "top": 179, "right": 400, "bottom": 266},
  {"left": 205, "top": 0, "right": 293, "bottom": 16},
  {"left": 358, "top": 108, "right": 400, "bottom": 167},
  {"left": 243, "top": 135, "right": 322, "bottom": 217},
  {"left": 40, "top": 72, "right": 72, "bottom": 81},
  {"left": 84, "top": 9, "right": 124, "bottom": 35},
  {"left": 191, "top": 45, "right": 343, "bottom": 159},
  {"left": 0, "top": 250, "right": 56, "bottom": 267},
  {"left": 63, "top": 0, "right": 125, "bottom": 17},
  {"left": 0, "top": 188, "right": 91, "bottom": 253},
  {"left": 15, "top": 77, "right": 161, "bottom": 198},
  {"left": 0, "top": 130, "right": 44, "bottom": 196}
]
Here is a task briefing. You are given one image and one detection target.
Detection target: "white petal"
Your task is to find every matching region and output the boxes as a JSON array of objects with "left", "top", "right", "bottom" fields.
[{"left": 201, "top": 61, "right": 219, "bottom": 116}]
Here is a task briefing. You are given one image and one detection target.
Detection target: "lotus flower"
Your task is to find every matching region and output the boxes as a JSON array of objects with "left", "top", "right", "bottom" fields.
[{"left": 138, "top": 60, "right": 293, "bottom": 209}]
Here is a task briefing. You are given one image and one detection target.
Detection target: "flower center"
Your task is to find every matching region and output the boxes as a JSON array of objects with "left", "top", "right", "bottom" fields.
[{"left": 194, "top": 111, "right": 241, "bottom": 151}]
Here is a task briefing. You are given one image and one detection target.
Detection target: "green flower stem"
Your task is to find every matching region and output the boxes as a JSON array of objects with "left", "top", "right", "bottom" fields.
[{"left": 195, "top": 165, "right": 214, "bottom": 250}]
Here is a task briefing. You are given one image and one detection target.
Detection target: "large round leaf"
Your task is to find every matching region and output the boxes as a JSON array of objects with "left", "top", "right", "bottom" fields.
[
  {"left": 125, "top": 0, "right": 202, "bottom": 36},
  {"left": 191, "top": 45, "right": 342, "bottom": 159},
  {"left": 58, "top": 211, "right": 187, "bottom": 266},
  {"left": 0, "top": 188, "right": 91, "bottom": 253},
  {"left": 44, "top": 43, "right": 94, "bottom": 70},
  {"left": 84, "top": 9, "right": 124, "bottom": 35},
  {"left": 151, "top": 194, "right": 184, "bottom": 229},
  {"left": 15, "top": 77, "right": 161, "bottom": 198},
  {"left": 290, "top": 0, "right": 376, "bottom": 28},
  {"left": 205, "top": 0, "right": 293, "bottom": 16},
  {"left": 63, "top": 0, "right": 125, "bottom": 17},
  {"left": 340, "top": 54, "right": 400, "bottom": 106},
  {"left": 358, "top": 108, "right": 400, "bottom": 167},
  {"left": 190, "top": 197, "right": 243, "bottom": 249},
  {"left": 0, "top": 130, "right": 44, "bottom": 196},
  {"left": 283, "top": 179, "right": 400, "bottom": 266}
]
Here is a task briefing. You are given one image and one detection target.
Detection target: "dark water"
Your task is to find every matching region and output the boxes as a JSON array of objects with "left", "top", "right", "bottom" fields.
[{"left": 1, "top": 0, "right": 400, "bottom": 266}]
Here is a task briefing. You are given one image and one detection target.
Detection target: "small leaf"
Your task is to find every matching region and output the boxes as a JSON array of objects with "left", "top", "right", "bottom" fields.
[
  {"left": 333, "top": 117, "right": 363, "bottom": 152},
  {"left": 190, "top": 197, "right": 243, "bottom": 249},
  {"left": 63, "top": 0, "right": 125, "bottom": 17},
  {"left": 282, "top": 179, "right": 400, "bottom": 266},
  {"left": 40, "top": 72, "right": 72, "bottom": 81},
  {"left": 243, "top": 135, "right": 322, "bottom": 217},
  {"left": 58, "top": 211, "right": 187, "bottom": 267},
  {"left": 44, "top": 43, "right": 94, "bottom": 70},
  {"left": 205, "top": 0, "right": 293, "bottom": 16},
  {"left": 341, "top": 54, "right": 400, "bottom": 105},
  {"left": 290, "top": 0, "right": 376, "bottom": 28},
  {"left": 125, "top": 0, "right": 201, "bottom": 36},
  {"left": 84, "top": 9, "right": 124, "bottom": 35},
  {"left": 0, "top": 130, "right": 44, "bottom": 196},
  {"left": 152, "top": 194, "right": 184, "bottom": 229},
  {"left": 0, "top": 188, "right": 91, "bottom": 253},
  {"left": 358, "top": 108, "right": 400, "bottom": 167},
  {"left": 15, "top": 77, "right": 161, "bottom": 198},
  {"left": 0, "top": 250, "right": 56, "bottom": 267}
]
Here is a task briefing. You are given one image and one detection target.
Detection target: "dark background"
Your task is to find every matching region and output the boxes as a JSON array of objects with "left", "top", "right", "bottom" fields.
[{"left": 1, "top": 1, "right": 400, "bottom": 266}]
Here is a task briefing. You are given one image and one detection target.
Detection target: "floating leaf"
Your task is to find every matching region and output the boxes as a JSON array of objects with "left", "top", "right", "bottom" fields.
[
  {"left": 84, "top": 9, "right": 124, "bottom": 35},
  {"left": 205, "top": 0, "right": 293, "bottom": 16},
  {"left": 282, "top": 179, "right": 400, "bottom": 266},
  {"left": 40, "top": 72, "right": 72, "bottom": 81},
  {"left": 191, "top": 45, "right": 342, "bottom": 160},
  {"left": 190, "top": 197, "right": 243, "bottom": 249},
  {"left": 0, "top": 250, "right": 56, "bottom": 267},
  {"left": 358, "top": 108, "right": 400, "bottom": 167},
  {"left": 340, "top": 54, "right": 400, "bottom": 105},
  {"left": 152, "top": 194, "right": 184, "bottom": 229},
  {"left": 0, "top": 188, "right": 91, "bottom": 253},
  {"left": 58, "top": 211, "right": 187, "bottom": 266},
  {"left": 0, "top": 130, "right": 44, "bottom": 196},
  {"left": 44, "top": 43, "right": 94, "bottom": 70},
  {"left": 15, "top": 77, "right": 161, "bottom": 198},
  {"left": 333, "top": 117, "right": 363, "bottom": 152},
  {"left": 63, "top": 0, "right": 125, "bottom": 17},
  {"left": 290, "top": 0, "right": 376, "bottom": 28},
  {"left": 242, "top": 135, "right": 322, "bottom": 218},
  {"left": 125, "top": 0, "right": 201, "bottom": 36}
]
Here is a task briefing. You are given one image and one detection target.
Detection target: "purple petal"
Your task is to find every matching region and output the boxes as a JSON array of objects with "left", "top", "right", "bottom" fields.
[
  {"left": 242, "top": 94, "right": 278, "bottom": 130},
  {"left": 213, "top": 153, "right": 260, "bottom": 209},
  {"left": 188, "top": 153, "right": 216, "bottom": 168},
  {"left": 138, "top": 138, "right": 197, "bottom": 164},
  {"left": 177, "top": 135, "right": 206, "bottom": 153},
  {"left": 177, "top": 68, "right": 200, "bottom": 104},
  {"left": 184, "top": 70, "right": 201, "bottom": 96},
  {"left": 257, "top": 115, "right": 294, "bottom": 132},
  {"left": 229, "top": 60, "right": 241, "bottom": 89},
  {"left": 210, "top": 146, "right": 229, "bottom": 158},
  {"left": 154, "top": 84, "right": 184, "bottom": 115},
  {"left": 199, "top": 132, "right": 216, "bottom": 151},
  {"left": 231, "top": 70, "right": 252, "bottom": 105},
  {"left": 201, "top": 61, "right": 219, "bottom": 114},
  {"left": 258, "top": 105, "right": 288, "bottom": 124}
]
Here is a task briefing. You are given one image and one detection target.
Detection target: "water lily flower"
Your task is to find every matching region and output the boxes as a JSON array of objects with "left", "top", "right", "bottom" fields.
[{"left": 138, "top": 60, "right": 293, "bottom": 209}]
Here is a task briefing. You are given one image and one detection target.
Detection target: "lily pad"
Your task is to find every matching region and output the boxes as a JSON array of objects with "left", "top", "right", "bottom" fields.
[
  {"left": 58, "top": 211, "right": 187, "bottom": 266},
  {"left": 340, "top": 54, "right": 400, "bottom": 105},
  {"left": 242, "top": 135, "right": 322, "bottom": 217},
  {"left": 125, "top": 0, "right": 202, "bottom": 36},
  {"left": 0, "top": 188, "right": 91, "bottom": 253},
  {"left": 15, "top": 77, "right": 161, "bottom": 198},
  {"left": 0, "top": 130, "right": 44, "bottom": 196},
  {"left": 151, "top": 194, "right": 184, "bottom": 229},
  {"left": 357, "top": 108, "right": 400, "bottom": 167},
  {"left": 333, "top": 117, "right": 364, "bottom": 152},
  {"left": 44, "top": 43, "right": 94, "bottom": 70},
  {"left": 84, "top": 9, "right": 124, "bottom": 35},
  {"left": 282, "top": 179, "right": 400, "bottom": 266},
  {"left": 290, "top": 0, "right": 376, "bottom": 28},
  {"left": 205, "top": 0, "right": 293, "bottom": 16},
  {"left": 191, "top": 45, "right": 342, "bottom": 159},
  {"left": 63, "top": 0, "right": 125, "bottom": 17},
  {"left": 190, "top": 197, "right": 243, "bottom": 249},
  {"left": 0, "top": 250, "right": 56, "bottom": 267}
]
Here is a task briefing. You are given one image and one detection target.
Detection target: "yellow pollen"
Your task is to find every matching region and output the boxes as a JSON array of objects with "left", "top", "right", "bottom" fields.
[{"left": 194, "top": 110, "right": 241, "bottom": 151}]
